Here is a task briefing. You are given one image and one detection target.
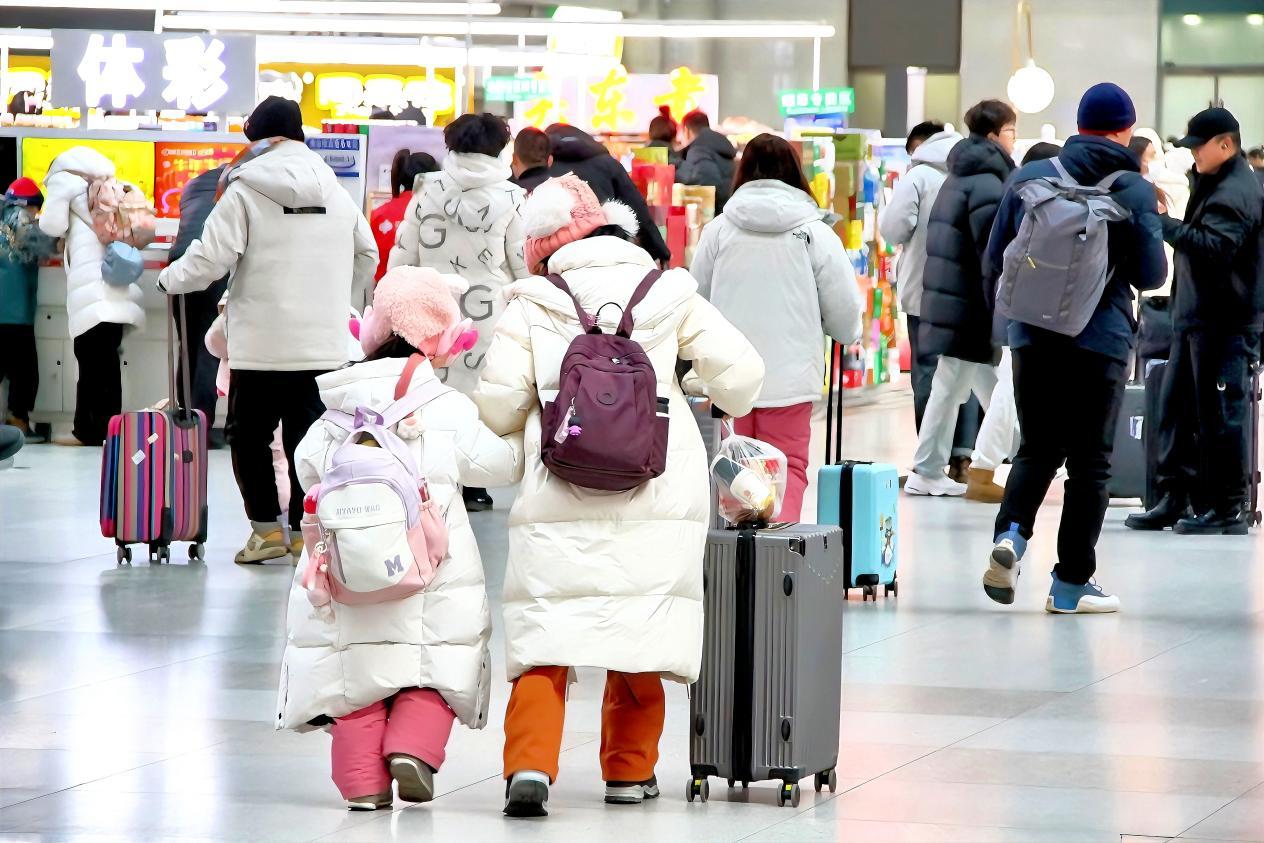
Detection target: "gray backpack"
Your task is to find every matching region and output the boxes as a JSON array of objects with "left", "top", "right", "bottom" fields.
[{"left": 997, "top": 159, "right": 1131, "bottom": 337}]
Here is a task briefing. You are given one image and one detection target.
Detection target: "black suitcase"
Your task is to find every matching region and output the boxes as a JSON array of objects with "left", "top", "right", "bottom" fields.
[
  {"left": 1108, "top": 382, "right": 1147, "bottom": 500},
  {"left": 688, "top": 525, "right": 844, "bottom": 808}
]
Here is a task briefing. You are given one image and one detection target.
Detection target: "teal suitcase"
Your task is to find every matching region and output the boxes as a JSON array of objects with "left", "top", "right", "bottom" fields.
[{"left": 817, "top": 343, "right": 899, "bottom": 600}]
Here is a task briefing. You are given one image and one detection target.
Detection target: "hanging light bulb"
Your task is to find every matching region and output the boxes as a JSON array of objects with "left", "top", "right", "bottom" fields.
[
  {"left": 1008, "top": 60, "right": 1056, "bottom": 114},
  {"left": 1007, "top": 0, "right": 1055, "bottom": 114}
]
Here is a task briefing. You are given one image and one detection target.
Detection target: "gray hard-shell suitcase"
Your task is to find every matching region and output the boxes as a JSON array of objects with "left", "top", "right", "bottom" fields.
[{"left": 687, "top": 524, "right": 844, "bottom": 807}]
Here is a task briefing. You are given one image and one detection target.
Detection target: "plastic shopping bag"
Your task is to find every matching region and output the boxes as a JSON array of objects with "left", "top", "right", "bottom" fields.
[{"left": 710, "top": 423, "right": 788, "bottom": 526}]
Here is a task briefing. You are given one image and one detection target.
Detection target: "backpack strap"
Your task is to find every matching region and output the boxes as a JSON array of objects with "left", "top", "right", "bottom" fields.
[
  {"left": 382, "top": 377, "right": 449, "bottom": 427},
  {"left": 1096, "top": 170, "right": 1129, "bottom": 191},
  {"left": 546, "top": 273, "right": 598, "bottom": 333},
  {"left": 1049, "top": 157, "right": 1079, "bottom": 186},
  {"left": 616, "top": 269, "right": 664, "bottom": 338}
]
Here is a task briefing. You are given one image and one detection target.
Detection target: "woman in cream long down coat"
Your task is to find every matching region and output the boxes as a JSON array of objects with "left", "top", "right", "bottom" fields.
[
  {"left": 39, "top": 147, "right": 145, "bottom": 445},
  {"left": 473, "top": 173, "right": 764, "bottom": 817}
]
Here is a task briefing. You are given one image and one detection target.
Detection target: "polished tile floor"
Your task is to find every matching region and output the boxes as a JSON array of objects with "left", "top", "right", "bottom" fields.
[{"left": 1, "top": 389, "right": 1262, "bottom": 842}]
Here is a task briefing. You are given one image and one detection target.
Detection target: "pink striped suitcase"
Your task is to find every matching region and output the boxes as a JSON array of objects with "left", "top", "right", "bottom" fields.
[{"left": 99, "top": 297, "right": 210, "bottom": 565}]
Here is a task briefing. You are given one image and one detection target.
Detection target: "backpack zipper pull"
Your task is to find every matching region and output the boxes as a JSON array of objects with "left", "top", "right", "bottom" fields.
[
  {"left": 566, "top": 399, "right": 583, "bottom": 437},
  {"left": 1026, "top": 255, "right": 1037, "bottom": 269}
]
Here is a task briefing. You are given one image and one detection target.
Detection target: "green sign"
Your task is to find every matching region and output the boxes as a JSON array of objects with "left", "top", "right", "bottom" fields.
[
  {"left": 778, "top": 87, "right": 855, "bottom": 117},
  {"left": 484, "top": 75, "right": 551, "bottom": 103}
]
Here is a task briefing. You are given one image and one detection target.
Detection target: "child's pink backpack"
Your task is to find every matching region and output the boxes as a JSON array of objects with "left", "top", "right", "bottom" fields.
[
  {"left": 85, "top": 176, "right": 157, "bottom": 248},
  {"left": 300, "top": 357, "right": 450, "bottom": 607}
]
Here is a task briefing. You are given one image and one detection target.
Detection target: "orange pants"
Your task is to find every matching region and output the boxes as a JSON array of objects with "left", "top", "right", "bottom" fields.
[{"left": 503, "top": 666, "right": 665, "bottom": 783}]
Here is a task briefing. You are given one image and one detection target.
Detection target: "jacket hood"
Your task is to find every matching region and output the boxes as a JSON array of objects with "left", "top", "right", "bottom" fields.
[
  {"left": 426, "top": 151, "right": 520, "bottom": 230},
  {"left": 687, "top": 128, "right": 737, "bottom": 161},
  {"left": 44, "top": 146, "right": 115, "bottom": 184},
  {"left": 948, "top": 134, "right": 1015, "bottom": 180},
  {"left": 232, "top": 140, "right": 338, "bottom": 208},
  {"left": 316, "top": 356, "right": 433, "bottom": 416},
  {"left": 548, "top": 125, "right": 609, "bottom": 163},
  {"left": 912, "top": 130, "right": 962, "bottom": 169},
  {"left": 723, "top": 179, "right": 822, "bottom": 233},
  {"left": 504, "top": 236, "right": 696, "bottom": 333},
  {"left": 1057, "top": 134, "right": 1141, "bottom": 183}
]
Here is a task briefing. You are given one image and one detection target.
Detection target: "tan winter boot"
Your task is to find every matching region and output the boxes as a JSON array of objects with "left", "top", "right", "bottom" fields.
[{"left": 965, "top": 468, "right": 1006, "bottom": 503}]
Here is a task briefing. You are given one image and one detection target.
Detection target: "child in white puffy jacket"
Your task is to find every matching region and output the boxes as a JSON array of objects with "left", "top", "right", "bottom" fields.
[{"left": 279, "top": 266, "right": 522, "bottom": 811}]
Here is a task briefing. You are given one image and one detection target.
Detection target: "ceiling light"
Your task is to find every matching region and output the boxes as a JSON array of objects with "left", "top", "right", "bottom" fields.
[
  {"left": 1007, "top": 59, "right": 1055, "bottom": 114},
  {"left": 1249, "top": 13, "right": 1264, "bottom": 25},
  {"left": 161, "top": 14, "right": 835, "bottom": 38},
  {"left": 29, "top": 1, "right": 501, "bottom": 14},
  {"left": 1182, "top": 13, "right": 1202, "bottom": 25}
]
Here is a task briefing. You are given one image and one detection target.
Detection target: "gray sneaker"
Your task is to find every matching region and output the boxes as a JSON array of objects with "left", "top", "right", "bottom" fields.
[
  {"left": 604, "top": 775, "right": 660, "bottom": 805},
  {"left": 388, "top": 754, "right": 435, "bottom": 803},
  {"left": 504, "top": 770, "right": 549, "bottom": 818}
]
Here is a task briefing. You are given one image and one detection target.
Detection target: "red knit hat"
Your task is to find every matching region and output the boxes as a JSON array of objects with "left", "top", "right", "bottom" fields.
[
  {"left": 522, "top": 174, "right": 639, "bottom": 273},
  {"left": 5, "top": 177, "right": 43, "bottom": 208}
]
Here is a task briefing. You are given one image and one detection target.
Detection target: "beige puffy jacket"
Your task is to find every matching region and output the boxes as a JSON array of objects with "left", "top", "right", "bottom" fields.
[{"left": 473, "top": 236, "right": 764, "bottom": 684}]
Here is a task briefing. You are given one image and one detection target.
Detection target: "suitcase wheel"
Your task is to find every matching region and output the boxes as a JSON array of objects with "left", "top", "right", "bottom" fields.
[
  {"left": 813, "top": 769, "right": 838, "bottom": 793},
  {"left": 188, "top": 543, "right": 205, "bottom": 563},
  {"left": 149, "top": 544, "right": 170, "bottom": 565},
  {"left": 116, "top": 545, "right": 132, "bottom": 566},
  {"left": 884, "top": 578, "right": 899, "bottom": 598},
  {"left": 777, "top": 782, "right": 801, "bottom": 808},
  {"left": 685, "top": 777, "right": 709, "bottom": 803},
  {"left": 861, "top": 584, "right": 877, "bottom": 602}
]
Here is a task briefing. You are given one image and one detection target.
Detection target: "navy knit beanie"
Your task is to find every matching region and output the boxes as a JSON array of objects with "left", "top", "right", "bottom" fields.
[{"left": 1077, "top": 83, "right": 1136, "bottom": 134}]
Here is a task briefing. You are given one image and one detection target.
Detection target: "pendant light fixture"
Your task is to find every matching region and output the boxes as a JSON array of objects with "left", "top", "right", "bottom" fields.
[{"left": 1006, "top": 0, "right": 1055, "bottom": 114}]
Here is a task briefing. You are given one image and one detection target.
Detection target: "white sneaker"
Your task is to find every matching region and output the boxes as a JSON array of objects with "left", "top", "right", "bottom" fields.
[{"left": 903, "top": 471, "right": 967, "bottom": 497}]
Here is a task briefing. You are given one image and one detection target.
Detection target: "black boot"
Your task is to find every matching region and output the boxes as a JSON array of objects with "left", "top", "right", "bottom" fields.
[
  {"left": 463, "top": 486, "right": 494, "bottom": 512},
  {"left": 1124, "top": 494, "right": 1190, "bottom": 531},
  {"left": 1175, "top": 509, "right": 1249, "bottom": 536}
]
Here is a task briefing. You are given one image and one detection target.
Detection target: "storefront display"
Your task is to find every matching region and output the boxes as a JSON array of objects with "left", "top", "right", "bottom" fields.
[
  {"left": 154, "top": 141, "right": 244, "bottom": 217},
  {"left": 21, "top": 136, "right": 156, "bottom": 201},
  {"left": 514, "top": 65, "right": 718, "bottom": 134},
  {"left": 259, "top": 63, "right": 458, "bottom": 129}
]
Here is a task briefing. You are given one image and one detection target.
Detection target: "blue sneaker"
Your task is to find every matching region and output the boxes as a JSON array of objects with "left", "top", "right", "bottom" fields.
[
  {"left": 1045, "top": 573, "right": 1120, "bottom": 614},
  {"left": 982, "top": 523, "right": 1026, "bottom": 605}
]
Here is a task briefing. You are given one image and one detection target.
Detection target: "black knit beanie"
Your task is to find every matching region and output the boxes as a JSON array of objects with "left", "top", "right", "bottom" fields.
[{"left": 244, "top": 96, "right": 305, "bottom": 142}]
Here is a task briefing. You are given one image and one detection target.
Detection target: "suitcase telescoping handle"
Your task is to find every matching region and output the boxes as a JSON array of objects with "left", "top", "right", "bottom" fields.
[
  {"left": 824, "top": 341, "right": 844, "bottom": 465},
  {"left": 166, "top": 294, "right": 196, "bottom": 419}
]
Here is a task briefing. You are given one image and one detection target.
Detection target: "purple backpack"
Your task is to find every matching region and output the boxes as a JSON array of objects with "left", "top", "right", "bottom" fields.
[{"left": 541, "top": 269, "right": 669, "bottom": 492}]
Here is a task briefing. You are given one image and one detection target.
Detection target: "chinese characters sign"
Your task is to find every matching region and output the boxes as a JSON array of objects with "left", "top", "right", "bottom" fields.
[
  {"left": 154, "top": 142, "right": 245, "bottom": 217},
  {"left": 51, "top": 30, "right": 257, "bottom": 113},
  {"left": 778, "top": 87, "right": 855, "bottom": 117},
  {"left": 515, "top": 66, "right": 718, "bottom": 134}
]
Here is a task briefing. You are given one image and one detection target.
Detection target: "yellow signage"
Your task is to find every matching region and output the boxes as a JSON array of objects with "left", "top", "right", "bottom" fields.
[
  {"left": 22, "top": 137, "right": 156, "bottom": 203},
  {"left": 589, "top": 65, "right": 633, "bottom": 132}
]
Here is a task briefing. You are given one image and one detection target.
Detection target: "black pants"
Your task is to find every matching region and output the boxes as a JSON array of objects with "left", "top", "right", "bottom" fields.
[
  {"left": 73, "top": 322, "right": 124, "bottom": 445},
  {"left": 172, "top": 281, "right": 228, "bottom": 422},
  {"left": 0, "top": 324, "right": 37, "bottom": 421},
  {"left": 1154, "top": 328, "right": 1258, "bottom": 514},
  {"left": 996, "top": 343, "right": 1128, "bottom": 585},
  {"left": 907, "top": 314, "right": 980, "bottom": 456},
  {"left": 227, "top": 369, "right": 328, "bottom": 532}
]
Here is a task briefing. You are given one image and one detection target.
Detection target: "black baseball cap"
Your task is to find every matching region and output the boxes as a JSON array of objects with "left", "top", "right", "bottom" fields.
[{"left": 1176, "top": 107, "right": 1240, "bottom": 148}]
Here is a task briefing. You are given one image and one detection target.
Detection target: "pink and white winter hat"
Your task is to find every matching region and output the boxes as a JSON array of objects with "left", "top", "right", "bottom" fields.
[{"left": 522, "top": 173, "right": 639, "bottom": 273}]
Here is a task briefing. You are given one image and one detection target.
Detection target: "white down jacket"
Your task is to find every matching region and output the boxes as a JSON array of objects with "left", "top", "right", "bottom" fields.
[
  {"left": 473, "top": 236, "right": 764, "bottom": 684},
  {"left": 39, "top": 147, "right": 145, "bottom": 338},
  {"left": 388, "top": 152, "right": 529, "bottom": 395},
  {"left": 691, "top": 179, "right": 863, "bottom": 408},
  {"left": 158, "top": 140, "right": 377, "bottom": 372},
  {"left": 878, "top": 130, "right": 961, "bottom": 317},
  {"left": 279, "top": 356, "right": 523, "bottom": 731}
]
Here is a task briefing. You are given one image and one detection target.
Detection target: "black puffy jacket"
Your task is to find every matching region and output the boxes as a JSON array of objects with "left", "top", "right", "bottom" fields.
[
  {"left": 543, "top": 125, "right": 672, "bottom": 263},
  {"left": 918, "top": 135, "right": 1016, "bottom": 363},
  {"left": 1163, "top": 153, "right": 1264, "bottom": 332},
  {"left": 678, "top": 128, "right": 737, "bottom": 212}
]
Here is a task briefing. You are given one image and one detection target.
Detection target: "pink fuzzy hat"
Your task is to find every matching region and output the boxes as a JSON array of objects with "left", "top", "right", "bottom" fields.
[
  {"left": 522, "top": 173, "right": 639, "bottom": 273},
  {"left": 359, "top": 266, "right": 478, "bottom": 366}
]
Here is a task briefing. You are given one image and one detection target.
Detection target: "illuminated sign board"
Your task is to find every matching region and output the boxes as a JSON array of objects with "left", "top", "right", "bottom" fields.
[
  {"left": 484, "top": 75, "right": 552, "bottom": 103},
  {"left": 50, "top": 29, "right": 257, "bottom": 113},
  {"left": 778, "top": 87, "right": 855, "bottom": 117}
]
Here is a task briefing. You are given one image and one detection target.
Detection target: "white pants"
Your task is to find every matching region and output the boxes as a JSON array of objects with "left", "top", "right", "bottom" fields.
[
  {"left": 971, "top": 347, "right": 1020, "bottom": 472},
  {"left": 912, "top": 355, "right": 998, "bottom": 477}
]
